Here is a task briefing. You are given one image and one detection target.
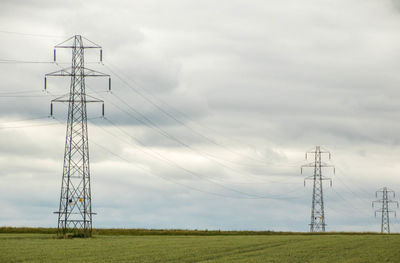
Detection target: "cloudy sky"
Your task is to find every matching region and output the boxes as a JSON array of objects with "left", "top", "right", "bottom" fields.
[{"left": 1, "top": 0, "right": 400, "bottom": 232}]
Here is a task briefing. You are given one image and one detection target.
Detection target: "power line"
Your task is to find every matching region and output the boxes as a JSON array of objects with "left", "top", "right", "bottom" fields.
[
  {"left": 106, "top": 91, "right": 265, "bottom": 179},
  {"left": 0, "top": 95, "right": 48, "bottom": 98},
  {"left": 82, "top": 81, "right": 301, "bottom": 186},
  {"left": 99, "top": 116, "right": 303, "bottom": 200},
  {"left": 330, "top": 187, "right": 371, "bottom": 218},
  {"left": 0, "top": 119, "right": 58, "bottom": 130},
  {"left": 335, "top": 167, "right": 372, "bottom": 196},
  {"left": 0, "top": 30, "right": 64, "bottom": 38},
  {"left": 103, "top": 61, "right": 301, "bottom": 167},
  {"left": 89, "top": 82, "right": 300, "bottom": 187},
  {"left": 0, "top": 59, "right": 101, "bottom": 65},
  {"left": 101, "top": 89, "right": 298, "bottom": 184},
  {"left": 87, "top": 133, "right": 272, "bottom": 200},
  {"left": 0, "top": 116, "right": 49, "bottom": 124},
  {"left": 0, "top": 116, "right": 103, "bottom": 131},
  {"left": 103, "top": 88, "right": 303, "bottom": 186},
  {"left": 0, "top": 59, "right": 54, "bottom": 64},
  {"left": 333, "top": 171, "right": 371, "bottom": 206},
  {"left": 0, "top": 90, "right": 43, "bottom": 95}
]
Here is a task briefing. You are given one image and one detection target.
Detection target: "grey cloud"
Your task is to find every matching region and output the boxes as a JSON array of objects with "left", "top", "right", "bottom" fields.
[
  {"left": 392, "top": 0, "right": 400, "bottom": 11},
  {"left": 0, "top": 0, "right": 399, "bottom": 232}
]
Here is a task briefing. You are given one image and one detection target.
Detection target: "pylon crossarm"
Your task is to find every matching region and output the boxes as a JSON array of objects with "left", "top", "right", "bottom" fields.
[
  {"left": 81, "top": 37, "right": 102, "bottom": 48},
  {"left": 376, "top": 210, "right": 396, "bottom": 214},
  {"left": 51, "top": 96, "right": 104, "bottom": 116},
  {"left": 52, "top": 99, "right": 103, "bottom": 103},
  {"left": 377, "top": 187, "right": 395, "bottom": 192},
  {"left": 319, "top": 162, "right": 334, "bottom": 167},
  {"left": 304, "top": 176, "right": 332, "bottom": 187},
  {"left": 305, "top": 148, "right": 331, "bottom": 156},
  {"left": 55, "top": 46, "right": 101, "bottom": 49},
  {"left": 46, "top": 67, "right": 72, "bottom": 77},
  {"left": 45, "top": 67, "right": 109, "bottom": 77},
  {"left": 52, "top": 94, "right": 103, "bottom": 103},
  {"left": 320, "top": 177, "right": 332, "bottom": 180},
  {"left": 54, "top": 211, "right": 97, "bottom": 215},
  {"left": 51, "top": 94, "right": 69, "bottom": 103},
  {"left": 54, "top": 36, "right": 76, "bottom": 48},
  {"left": 81, "top": 67, "right": 110, "bottom": 77},
  {"left": 85, "top": 94, "right": 104, "bottom": 103},
  {"left": 301, "top": 163, "right": 316, "bottom": 169},
  {"left": 55, "top": 35, "right": 101, "bottom": 49},
  {"left": 301, "top": 162, "right": 334, "bottom": 168}
]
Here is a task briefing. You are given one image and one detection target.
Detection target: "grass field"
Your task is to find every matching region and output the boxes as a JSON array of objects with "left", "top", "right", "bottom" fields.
[{"left": 0, "top": 231, "right": 399, "bottom": 262}]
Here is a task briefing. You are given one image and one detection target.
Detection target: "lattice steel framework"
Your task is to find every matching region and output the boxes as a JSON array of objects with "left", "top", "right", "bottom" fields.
[
  {"left": 45, "top": 35, "right": 110, "bottom": 237},
  {"left": 372, "top": 187, "right": 398, "bottom": 234},
  {"left": 301, "top": 146, "right": 335, "bottom": 232}
]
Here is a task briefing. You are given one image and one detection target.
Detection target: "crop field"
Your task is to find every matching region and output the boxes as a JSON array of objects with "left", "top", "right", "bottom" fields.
[{"left": 0, "top": 230, "right": 399, "bottom": 263}]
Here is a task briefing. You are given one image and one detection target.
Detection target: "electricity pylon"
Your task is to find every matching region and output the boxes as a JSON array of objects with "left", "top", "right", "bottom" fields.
[
  {"left": 372, "top": 187, "right": 399, "bottom": 234},
  {"left": 301, "top": 146, "right": 335, "bottom": 232},
  {"left": 45, "top": 35, "right": 110, "bottom": 237}
]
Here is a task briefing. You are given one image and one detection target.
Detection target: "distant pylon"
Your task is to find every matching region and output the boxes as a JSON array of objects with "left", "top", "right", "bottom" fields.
[
  {"left": 372, "top": 187, "right": 399, "bottom": 234},
  {"left": 44, "top": 35, "right": 111, "bottom": 237},
  {"left": 301, "top": 146, "right": 335, "bottom": 232}
]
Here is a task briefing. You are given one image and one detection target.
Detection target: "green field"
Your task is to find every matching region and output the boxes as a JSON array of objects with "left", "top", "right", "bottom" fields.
[{"left": 0, "top": 231, "right": 399, "bottom": 262}]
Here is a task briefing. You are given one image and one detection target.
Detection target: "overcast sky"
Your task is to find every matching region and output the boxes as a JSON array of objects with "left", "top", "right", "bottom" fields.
[{"left": 1, "top": 0, "right": 400, "bottom": 232}]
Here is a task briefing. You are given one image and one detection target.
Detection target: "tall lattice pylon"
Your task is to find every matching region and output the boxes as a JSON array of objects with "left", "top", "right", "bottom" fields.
[
  {"left": 45, "top": 35, "right": 110, "bottom": 237},
  {"left": 301, "top": 146, "right": 335, "bottom": 232},
  {"left": 372, "top": 187, "right": 399, "bottom": 234}
]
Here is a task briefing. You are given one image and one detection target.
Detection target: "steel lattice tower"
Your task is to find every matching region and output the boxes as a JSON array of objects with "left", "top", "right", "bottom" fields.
[
  {"left": 301, "top": 146, "right": 335, "bottom": 232},
  {"left": 45, "top": 35, "right": 110, "bottom": 237},
  {"left": 372, "top": 187, "right": 399, "bottom": 234}
]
